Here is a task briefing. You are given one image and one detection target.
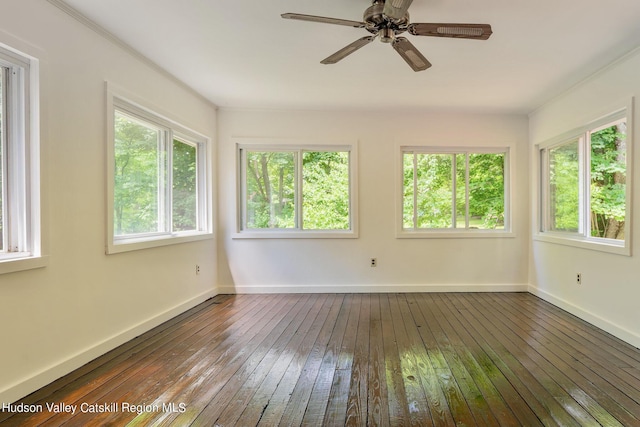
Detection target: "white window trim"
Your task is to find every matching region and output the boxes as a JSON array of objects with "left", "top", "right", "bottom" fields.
[
  {"left": 233, "top": 138, "right": 358, "bottom": 239},
  {"left": 0, "top": 43, "right": 45, "bottom": 275},
  {"left": 396, "top": 145, "right": 514, "bottom": 239},
  {"left": 105, "top": 83, "right": 213, "bottom": 254},
  {"left": 534, "top": 100, "right": 633, "bottom": 256}
]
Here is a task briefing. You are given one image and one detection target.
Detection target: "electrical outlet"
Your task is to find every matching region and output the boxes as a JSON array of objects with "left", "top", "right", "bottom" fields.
[
  {"left": 370, "top": 258, "right": 377, "bottom": 267},
  {"left": 196, "top": 264, "right": 201, "bottom": 275},
  {"left": 576, "top": 273, "right": 581, "bottom": 284}
]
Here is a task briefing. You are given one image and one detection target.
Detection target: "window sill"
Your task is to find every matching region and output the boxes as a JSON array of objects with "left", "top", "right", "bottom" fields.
[
  {"left": 533, "top": 233, "right": 630, "bottom": 256},
  {"left": 397, "top": 230, "right": 515, "bottom": 239},
  {"left": 233, "top": 230, "right": 358, "bottom": 239},
  {"left": 0, "top": 255, "right": 48, "bottom": 275},
  {"left": 107, "top": 232, "right": 214, "bottom": 254}
]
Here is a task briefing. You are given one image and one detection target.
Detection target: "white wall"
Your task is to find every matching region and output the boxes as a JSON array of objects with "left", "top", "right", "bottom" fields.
[
  {"left": 529, "top": 48, "right": 640, "bottom": 347},
  {"left": 0, "top": 1, "right": 218, "bottom": 403},
  {"left": 14, "top": 0, "right": 638, "bottom": 406},
  {"left": 218, "top": 109, "right": 530, "bottom": 293}
]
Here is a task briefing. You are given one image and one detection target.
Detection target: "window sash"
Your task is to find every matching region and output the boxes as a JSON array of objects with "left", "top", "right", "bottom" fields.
[
  {"left": 1, "top": 66, "right": 6, "bottom": 253},
  {"left": 542, "top": 137, "right": 584, "bottom": 235},
  {"left": 242, "top": 149, "right": 298, "bottom": 230},
  {"left": 0, "top": 51, "right": 33, "bottom": 258},
  {"left": 537, "top": 108, "right": 630, "bottom": 252},
  {"left": 108, "top": 93, "right": 210, "bottom": 252},
  {"left": 172, "top": 136, "right": 200, "bottom": 233},
  {"left": 113, "top": 110, "right": 167, "bottom": 238},
  {"left": 588, "top": 118, "right": 627, "bottom": 240},
  {"left": 402, "top": 148, "right": 508, "bottom": 232},
  {"left": 238, "top": 145, "right": 353, "bottom": 233}
]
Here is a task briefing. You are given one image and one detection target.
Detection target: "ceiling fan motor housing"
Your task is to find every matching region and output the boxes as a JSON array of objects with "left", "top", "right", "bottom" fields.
[{"left": 364, "top": 2, "right": 409, "bottom": 42}]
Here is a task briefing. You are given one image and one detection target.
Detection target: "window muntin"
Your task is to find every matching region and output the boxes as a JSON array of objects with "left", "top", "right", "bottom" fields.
[
  {"left": 402, "top": 148, "right": 508, "bottom": 233},
  {"left": 0, "top": 45, "right": 41, "bottom": 268},
  {"left": 108, "top": 94, "right": 210, "bottom": 252},
  {"left": 238, "top": 145, "right": 354, "bottom": 236},
  {"left": 538, "top": 109, "right": 630, "bottom": 253}
]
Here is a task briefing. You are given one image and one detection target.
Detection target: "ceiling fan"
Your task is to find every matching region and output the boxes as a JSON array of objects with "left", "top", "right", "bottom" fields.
[{"left": 282, "top": 0, "right": 492, "bottom": 72}]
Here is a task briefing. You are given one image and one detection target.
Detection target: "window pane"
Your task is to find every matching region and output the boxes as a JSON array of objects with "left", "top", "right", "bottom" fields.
[
  {"left": 172, "top": 139, "right": 197, "bottom": 232},
  {"left": 416, "top": 153, "right": 453, "bottom": 228},
  {"left": 469, "top": 153, "right": 505, "bottom": 230},
  {"left": 114, "top": 112, "right": 162, "bottom": 235},
  {"left": 302, "top": 151, "right": 350, "bottom": 230},
  {"left": 590, "top": 121, "right": 626, "bottom": 240},
  {"left": 245, "top": 151, "right": 295, "bottom": 229},
  {"left": 455, "top": 154, "right": 467, "bottom": 228},
  {"left": 403, "top": 153, "right": 416, "bottom": 229},
  {"left": 548, "top": 140, "right": 580, "bottom": 232}
]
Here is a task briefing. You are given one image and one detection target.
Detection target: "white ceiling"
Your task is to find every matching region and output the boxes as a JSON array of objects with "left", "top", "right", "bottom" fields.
[{"left": 59, "top": 0, "right": 640, "bottom": 114}]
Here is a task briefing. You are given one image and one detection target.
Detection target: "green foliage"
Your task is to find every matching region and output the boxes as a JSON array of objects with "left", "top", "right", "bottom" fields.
[
  {"left": 590, "top": 123, "right": 626, "bottom": 238},
  {"left": 244, "top": 150, "right": 350, "bottom": 230},
  {"left": 403, "top": 152, "right": 505, "bottom": 230},
  {"left": 551, "top": 143, "right": 580, "bottom": 230},
  {"left": 403, "top": 153, "right": 453, "bottom": 228},
  {"left": 468, "top": 153, "right": 505, "bottom": 229},
  {"left": 245, "top": 151, "right": 295, "bottom": 228},
  {"left": 114, "top": 113, "right": 161, "bottom": 235},
  {"left": 172, "top": 139, "right": 198, "bottom": 232},
  {"left": 302, "top": 151, "right": 350, "bottom": 230},
  {"left": 114, "top": 114, "right": 199, "bottom": 236},
  {"left": 417, "top": 153, "right": 453, "bottom": 228},
  {"left": 546, "top": 123, "right": 626, "bottom": 239},
  {"left": 549, "top": 140, "right": 580, "bottom": 231}
]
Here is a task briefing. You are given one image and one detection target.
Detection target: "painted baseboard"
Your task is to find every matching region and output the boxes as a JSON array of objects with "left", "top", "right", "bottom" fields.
[
  {"left": 0, "top": 288, "right": 219, "bottom": 405},
  {"left": 217, "top": 283, "right": 529, "bottom": 294},
  {"left": 528, "top": 285, "right": 640, "bottom": 349}
]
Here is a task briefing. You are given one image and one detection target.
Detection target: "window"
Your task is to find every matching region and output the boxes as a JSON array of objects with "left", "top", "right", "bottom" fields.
[
  {"left": 237, "top": 143, "right": 357, "bottom": 238},
  {"left": 0, "top": 44, "right": 42, "bottom": 272},
  {"left": 107, "top": 93, "right": 211, "bottom": 253},
  {"left": 400, "top": 147, "right": 510, "bottom": 236},
  {"left": 538, "top": 108, "right": 630, "bottom": 254}
]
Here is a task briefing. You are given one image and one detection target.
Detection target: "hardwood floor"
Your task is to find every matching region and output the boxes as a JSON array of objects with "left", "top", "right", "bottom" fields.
[{"left": 2, "top": 293, "right": 640, "bottom": 426}]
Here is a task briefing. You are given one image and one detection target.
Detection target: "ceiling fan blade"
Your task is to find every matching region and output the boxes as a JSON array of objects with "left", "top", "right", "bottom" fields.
[
  {"left": 409, "top": 23, "right": 493, "bottom": 40},
  {"left": 392, "top": 37, "right": 432, "bottom": 71},
  {"left": 321, "top": 36, "right": 376, "bottom": 65},
  {"left": 383, "top": 0, "right": 414, "bottom": 21},
  {"left": 281, "top": 13, "right": 365, "bottom": 28}
]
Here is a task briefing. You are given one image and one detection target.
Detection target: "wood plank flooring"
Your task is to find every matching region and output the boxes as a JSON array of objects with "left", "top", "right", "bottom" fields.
[{"left": 2, "top": 292, "right": 640, "bottom": 426}]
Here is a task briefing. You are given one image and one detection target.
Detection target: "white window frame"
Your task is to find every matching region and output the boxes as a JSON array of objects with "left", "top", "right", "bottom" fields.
[
  {"left": 106, "top": 85, "right": 212, "bottom": 254},
  {"left": 535, "top": 103, "right": 632, "bottom": 256},
  {"left": 397, "top": 146, "right": 513, "bottom": 238},
  {"left": 0, "top": 43, "right": 44, "bottom": 275},
  {"left": 234, "top": 139, "right": 358, "bottom": 239}
]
